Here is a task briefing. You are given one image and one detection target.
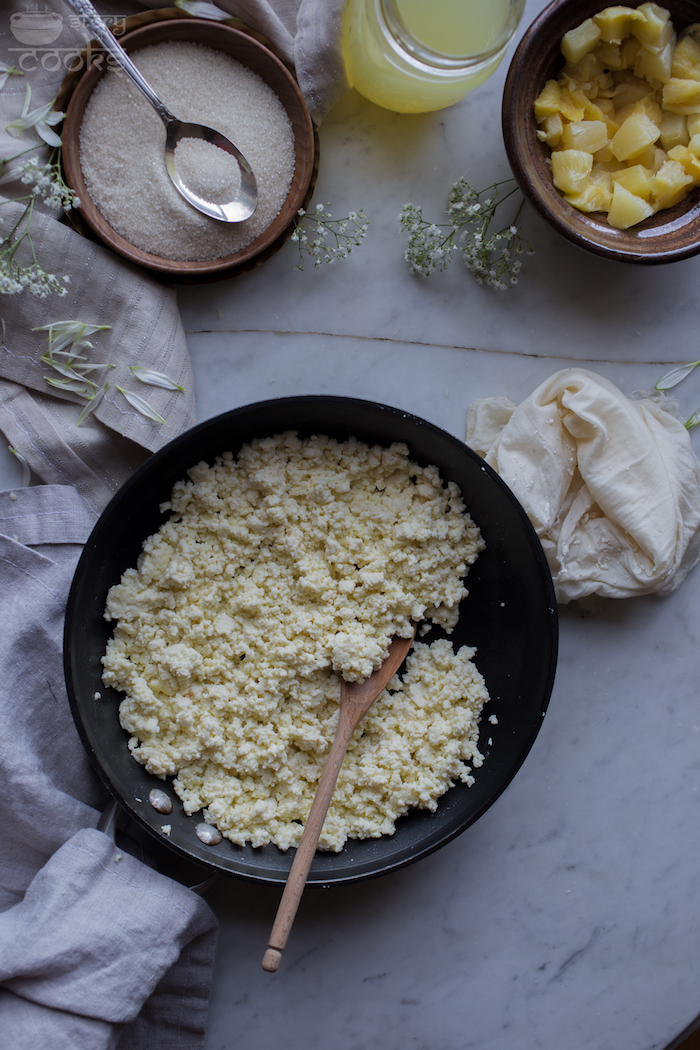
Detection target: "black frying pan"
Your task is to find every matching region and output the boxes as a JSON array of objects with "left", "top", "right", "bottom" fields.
[{"left": 64, "top": 396, "right": 558, "bottom": 885}]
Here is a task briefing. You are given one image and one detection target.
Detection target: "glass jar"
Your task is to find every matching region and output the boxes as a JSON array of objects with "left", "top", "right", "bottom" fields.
[{"left": 342, "top": 0, "right": 526, "bottom": 114}]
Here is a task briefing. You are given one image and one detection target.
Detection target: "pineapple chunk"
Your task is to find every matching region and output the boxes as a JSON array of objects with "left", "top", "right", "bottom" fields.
[
  {"left": 667, "top": 143, "right": 700, "bottom": 183},
  {"left": 611, "top": 71, "right": 655, "bottom": 108},
  {"left": 658, "top": 109, "right": 689, "bottom": 149},
  {"left": 689, "top": 133, "right": 700, "bottom": 155},
  {"left": 551, "top": 149, "right": 594, "bottom": 194},
  {"left": 558, "top": 87, "right": 586, "bottom": 121},
  {"left": 651, "top": 157, "right": 694, "bottom": 206},
  {"left": 595, "top": 41, "right": 625, "bottom": 69},
  {"left": 662, "top": 77, "right": 700, "bottom": 113},
  {"left": 561, "top": 19, "right": 602, "bottom": 65},
  {"left": 581, "top": 96, "right": 618, "bottom": 129},
  {"left": 590, "top": 166, "right": 615, "bottom": 192},
  {"left": 620, "top": 35, "right": 642, "bottom": 67},
  {"left": 633, "top": 38, "right": 674, "bottom": 84},
  {"left": 534, "top": 79, "right": 562, "bottom": 121},
  {"left": 630, "top": 3, "right": 674, "bottom": 53},
  {"left": 564, "top": 53, "right": 605, "bottom": 84},
  {"left": 650, "top": 144, "right": 670, "bottom": 171},
  {"left": 610, "top": 110, "right": 661, "bottom": 159},
  {"left": 687, "top": 113, "right": 700, "bottom": 135},
  {"left": 595, "top": 96, "right": 617, "bottom": 117},
  {"left": 593, "top": 6, "right": 644, "bottom": 43},
  {"left": 593, "top": 144, "right": 617, "bottom": 162},
  {"left": 537, "top": 112, "right": 565, "bottom": 146},
  {"left": 607, "top": 181, "right": 656, "bottom": 226},
  {"left": 633, "top": 141, "right": 660, "bottom": 167},
  {"left": 671, "top": 34, "right": 700, "bottom": 80},
  {"left": 615, "top": 96, "right": 663, "bottom": 126},
  {"left": 561, "top": 119, "right": 610, "bottom": 152},
  {"left": 564, "top": 181, "right": 613, "bottom": 211},
  {"left": 611, "top": 163, "right": 654, "bottom": 197}
]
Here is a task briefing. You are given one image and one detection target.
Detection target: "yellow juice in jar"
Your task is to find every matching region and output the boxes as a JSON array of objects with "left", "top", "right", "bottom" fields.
[{"left": 342, "top": 0, "right": 522, "bottom": 113}]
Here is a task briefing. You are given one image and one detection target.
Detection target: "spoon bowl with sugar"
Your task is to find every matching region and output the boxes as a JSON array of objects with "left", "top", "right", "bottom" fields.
[{"left": 65, "top": 0, "right": 257, "bottom": 223}]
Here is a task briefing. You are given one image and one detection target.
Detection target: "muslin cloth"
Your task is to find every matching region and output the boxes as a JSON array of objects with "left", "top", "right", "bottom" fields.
[
  {"left": 466, "top": 368, "right": 700, "bottom": 604},
  {"left": 0, "top": 0, "right": 349, "bottom": 1046}
]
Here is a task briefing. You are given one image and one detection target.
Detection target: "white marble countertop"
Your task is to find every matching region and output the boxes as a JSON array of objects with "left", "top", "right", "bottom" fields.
[
  {"left": 186, "top": 4, "right": 700, "bottom": 1048},
  {"left": 4, "top": 2, "right": 700, "bottom": 1047}
]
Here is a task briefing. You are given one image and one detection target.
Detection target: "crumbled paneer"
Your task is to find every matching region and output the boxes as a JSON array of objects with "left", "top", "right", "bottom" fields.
[{"left": 102, "top": 432, "right": 490, "bottom": 851}]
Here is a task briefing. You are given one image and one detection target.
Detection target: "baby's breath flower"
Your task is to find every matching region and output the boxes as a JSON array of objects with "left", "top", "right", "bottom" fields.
[
  {"left": 292, "top": 203, "right": 369, "bottom": 270},
  {"left": 19, "top": 157, "right": 79, "bottom": 211},
  {"left": 401, "top": 177, "right": 533, "bottom": 289}
]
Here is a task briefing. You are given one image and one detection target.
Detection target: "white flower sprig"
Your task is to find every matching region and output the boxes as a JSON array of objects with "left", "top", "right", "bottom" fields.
[
  {"left": 291, "top": 203, "right": 369, "bottom": 270},
  {"left": 0, "top": 89, "right": 78, "bottom": 299},
  {"left": 400, "top": 177, "right": 533, "bottom": 289}
]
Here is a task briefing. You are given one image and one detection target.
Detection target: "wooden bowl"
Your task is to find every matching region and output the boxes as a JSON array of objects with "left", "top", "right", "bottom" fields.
[
  {"left": 61, "top": 18, "right": 317, "bottom": 278},
  {"left": 502, "top": 0, "right": 700, "bottom": 264}
]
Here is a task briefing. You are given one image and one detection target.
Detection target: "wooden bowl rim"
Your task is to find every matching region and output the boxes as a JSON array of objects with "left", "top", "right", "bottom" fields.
[
  {"left": 502, "top": 0, "right": 700, "bottom": 265},
  {"left": 61, "top": 16, "right": 317, "bottom": 277}
]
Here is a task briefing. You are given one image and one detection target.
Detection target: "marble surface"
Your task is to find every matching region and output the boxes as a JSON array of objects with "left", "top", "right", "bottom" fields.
[{"left": 4, "top": 1, "right": 700, "bottom": 1047}]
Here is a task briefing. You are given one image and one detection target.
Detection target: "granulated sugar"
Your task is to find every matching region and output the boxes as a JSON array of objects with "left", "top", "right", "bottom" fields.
[
  {"left": 79, "top": 41, "right": 295, "bottom": 261},
  {"left": 173, "top": 138, "right": 242, "bottom": 205}
]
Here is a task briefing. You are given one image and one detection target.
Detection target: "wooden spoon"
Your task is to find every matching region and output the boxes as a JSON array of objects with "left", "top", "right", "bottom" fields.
[{"left": 262, "top": 626, "right": 416, "bottom": 973}]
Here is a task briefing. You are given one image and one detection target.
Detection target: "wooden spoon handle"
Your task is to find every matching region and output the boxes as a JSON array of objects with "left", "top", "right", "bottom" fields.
[
  {"left": 262, "top": 707, "right": 357, "bottom": 973},
  {"left": 261, "top": 628, "right": 416, "bottom": 973}
]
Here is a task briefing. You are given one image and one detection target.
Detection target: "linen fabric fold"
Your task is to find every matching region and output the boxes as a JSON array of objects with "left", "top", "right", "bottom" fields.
[
  {"left": 0, "top": 485, "right": 217, "bottom": 1050},
  {"left": 466, "top": 368, "right": 700, "bottom": 603}
]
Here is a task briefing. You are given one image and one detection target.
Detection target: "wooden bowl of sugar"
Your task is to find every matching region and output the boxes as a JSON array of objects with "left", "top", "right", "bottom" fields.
[{"left": 61, "top": 18, "right": 317, "bottom": 278}]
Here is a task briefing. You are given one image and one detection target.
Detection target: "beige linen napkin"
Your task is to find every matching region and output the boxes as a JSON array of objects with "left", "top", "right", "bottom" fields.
[{"left": 466, "top": 368, "right": 700, "bottom": 604}]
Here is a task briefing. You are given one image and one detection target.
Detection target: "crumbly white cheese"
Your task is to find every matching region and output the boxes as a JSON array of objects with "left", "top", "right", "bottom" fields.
[{"left": 102, "top": 432, "right": 490, "bottom": 851}]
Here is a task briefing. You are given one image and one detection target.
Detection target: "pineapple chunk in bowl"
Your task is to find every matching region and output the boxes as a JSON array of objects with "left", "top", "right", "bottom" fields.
[{"left": 503, "top": 0, "right": 700, "bottom": 263}]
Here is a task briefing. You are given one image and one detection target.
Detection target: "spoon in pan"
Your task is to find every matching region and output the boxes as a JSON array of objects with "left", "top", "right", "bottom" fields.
[
  {"left": 66, "top": 0, "right": 257, "bottom": 222},
  {"left": 262, "top": 625, "right": 417, "bottom": 973}
]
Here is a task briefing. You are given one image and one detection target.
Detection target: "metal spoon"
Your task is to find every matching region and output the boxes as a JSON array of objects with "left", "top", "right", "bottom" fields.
[
  {"left": 66, "top": 0, "right": 257, "bottom": 223},
  {"left": 262, "top": 626, "right": 417, "bottom": 973}
]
